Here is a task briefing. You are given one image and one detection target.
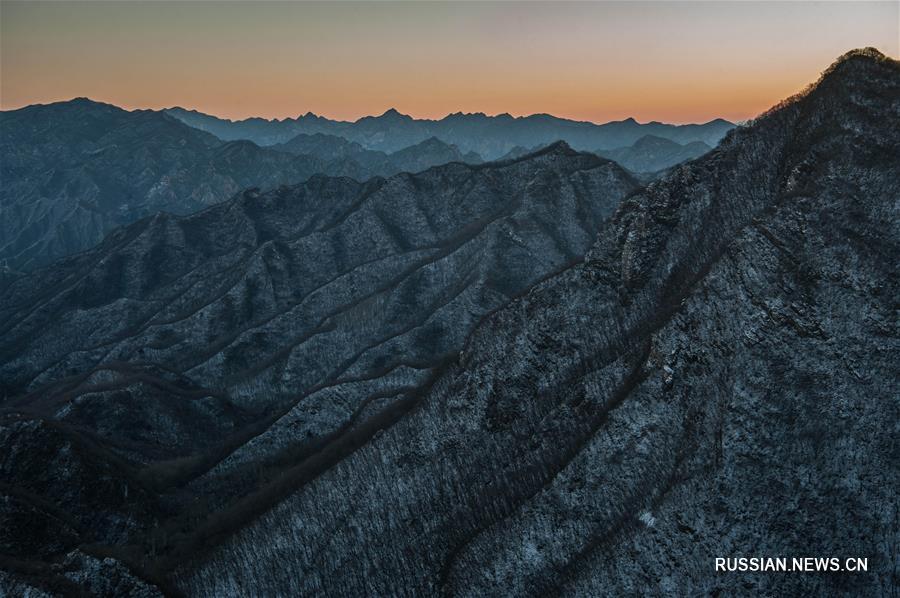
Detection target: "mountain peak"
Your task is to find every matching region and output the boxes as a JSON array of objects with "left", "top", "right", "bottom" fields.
[
  {"left": 380, "top": 107, "right": 409, "bottom": 119},
  {"left": 418, "top": 136, "right": 447, "bottom": 147},
  {"left": 631, "top": 134, "right": 678, "bottom": 148},
  {"left": 816, "top": 47, "right": 896, "bottom": 85},
  {"left": 62, "top": 97, "right": 116, "bottom": 110},
  {"left": 829, "top": 46, "right": 888, "bottom": 67},
  {"left": 538, "top": 140, "right": 576, "bottom": 156},
  {"left": 752, "top": 47, "right": 897, "bottom": 123}
]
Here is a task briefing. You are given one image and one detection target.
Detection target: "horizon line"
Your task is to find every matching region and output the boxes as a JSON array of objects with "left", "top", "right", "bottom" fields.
[{"left": 0, "top": 95, "right": 738, "bottom": 128}]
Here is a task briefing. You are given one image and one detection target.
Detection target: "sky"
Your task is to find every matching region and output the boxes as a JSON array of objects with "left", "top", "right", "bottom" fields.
[{"left": 1, "top": 1, "right": 897, "bottom": 124}]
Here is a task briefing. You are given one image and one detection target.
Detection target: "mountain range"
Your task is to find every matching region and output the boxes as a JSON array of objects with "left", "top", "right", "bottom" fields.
[
  {"left": 0, "top": 99, "right": 720, "bottom": 272},
  {"left": 595, "top": 135, "right": 712, "bottom": 173},
  {"left": 0, "top": 141, "right": 640, "bottom": 594},
  {"left": 178, "top": 48, "right": 898, "bottom": 597},
  {"left": 166, "top": 105, "right": 735, "bottom": 158},
  {"left": 0, "top": 101, "right": 481, "bottom": 270},
  {"left": 0, "top": 48, "right": 896, "bottom": 596}
]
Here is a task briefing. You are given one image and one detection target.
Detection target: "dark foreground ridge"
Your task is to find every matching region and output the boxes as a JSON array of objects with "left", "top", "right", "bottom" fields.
[
  {"left": 0, "top": 142, "right": 638, "bottom": 594},
  {"left": 1, "top": 48, "right": 897, "bottom": 596},
  {"left": 176, "top": 48, "right": 898, "bottom": 596}
]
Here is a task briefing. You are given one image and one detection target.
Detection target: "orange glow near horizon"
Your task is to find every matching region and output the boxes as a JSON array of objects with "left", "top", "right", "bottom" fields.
[{"left": 1, "top": 1, "right": 897, "bottom": 125}]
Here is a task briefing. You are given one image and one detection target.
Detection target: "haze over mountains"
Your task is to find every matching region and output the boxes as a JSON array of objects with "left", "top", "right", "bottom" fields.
[
  {"left": 1, "top": 100, "right": 726, "bottom": 271},
  {"left": 166, "top": 105, "right": 735, "bottom": 158},
  {"left": 0, "top": 48, "right": 897, "bottom": 597},
  {"left": 0, "top": 101, "right": 484, "bottom": 270},
  {"left": 595, "top": 135, "right": 713, "bottom": 173}
]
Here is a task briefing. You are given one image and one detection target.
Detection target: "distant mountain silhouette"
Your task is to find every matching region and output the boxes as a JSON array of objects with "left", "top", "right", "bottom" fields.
[
  {"left": 166, "top": 106, "right": 735, "bottom": 158},
  {"left": 595, "top": 135, "right": 712, "bottom": 172},
  {"left": 0, "top": 101, "right": 481, "bottom": 270},
  {"left": 273, "top": 134, "right": 482, "bottom": 175}
]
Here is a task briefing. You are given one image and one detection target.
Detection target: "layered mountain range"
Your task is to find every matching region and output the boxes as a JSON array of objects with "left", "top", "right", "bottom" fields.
[
  {"left": 0, "top": 101, "right": 484, "bottom": 271},
  {"left": 596, "top": 135, "right": 712, "bottom": 173},
  {"left": 166, "top": 105, "right": 735, "bottom": 158},
  {"left": 0, "top": 48, "right": 896, "bottom": 596},
  {"left": 273, "top": 133, "right": 483, "bottom": 174},
  {"left": 0, "top": 142, "right": 640, "bottom": 594},
  {"left": 177, "top": 48, "right": 898, "bottom": 597}
]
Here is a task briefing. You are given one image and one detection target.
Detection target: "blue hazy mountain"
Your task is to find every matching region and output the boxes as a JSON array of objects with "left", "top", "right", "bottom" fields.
[
  {"left": 0, "top": 100, "right": 481, "bottom": 271},
  {"left": 595, "top": 134, "right": 712, "bottom": 172},
  {"left": 166, "top": 105, "right": 735, "bottom": 159}
]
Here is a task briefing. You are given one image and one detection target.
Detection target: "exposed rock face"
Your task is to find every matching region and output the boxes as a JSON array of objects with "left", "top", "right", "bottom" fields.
[
  {"left": 171, "top": 50, "right": 897, "bottom": 596},
  {"left": 596, "top": 134, "right": 712, "bottom": 173},
  {"left": 167, "top": 105, "right": 735, "bottom": 158},
  {"left": 0, "top": 145, "right": 638, "bottom": 591}
]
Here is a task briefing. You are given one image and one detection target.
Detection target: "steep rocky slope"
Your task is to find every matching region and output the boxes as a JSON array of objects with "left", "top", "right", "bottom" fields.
[
  {"left": 171, "top": 49, "right": 898, "bottom": 596},
  {"left": 0, "top": 145, "right": 638, "bottom": 591},
  {"left": 1, "top": 49, "right": 895, "bottom": 596}
]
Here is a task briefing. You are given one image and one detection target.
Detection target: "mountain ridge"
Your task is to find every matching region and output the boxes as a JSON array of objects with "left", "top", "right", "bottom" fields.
[
  {"left": 0, "top": 101, "right": 488, "bottom": 272},
  {"left": 169, "top": 48, "right": 899, "bottom": 596},
  {"left": 0, "top": 48, "right": 896, "bottom": 596},
  {"left": 164, "top": 104, "right": 735, "bottom": 157}
]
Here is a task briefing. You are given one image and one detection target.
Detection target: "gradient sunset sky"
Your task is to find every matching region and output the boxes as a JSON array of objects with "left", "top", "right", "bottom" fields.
[{"left": 1, "top": 1, "right": 897, "bottom": 124}]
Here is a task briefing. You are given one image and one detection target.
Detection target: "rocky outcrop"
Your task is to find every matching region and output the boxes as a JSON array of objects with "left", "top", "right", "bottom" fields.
[{"left": 173, "top": 49, "right": 899, "bottom": 596}]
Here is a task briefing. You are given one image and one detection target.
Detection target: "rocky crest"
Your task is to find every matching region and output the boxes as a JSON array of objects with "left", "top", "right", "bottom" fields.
[{"left": 176, "top": 49, "right": 899, "bottom": 597}]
